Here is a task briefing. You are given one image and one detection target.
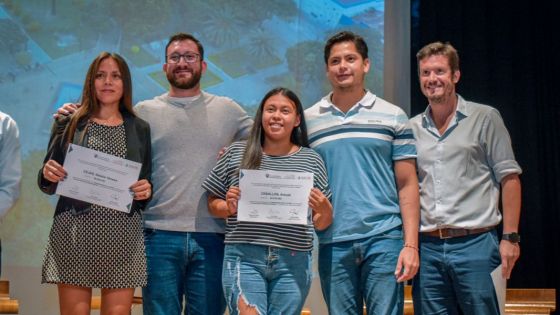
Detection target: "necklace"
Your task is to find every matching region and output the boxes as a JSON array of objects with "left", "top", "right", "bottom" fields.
[{"left": 90, "top": 115, "right": 123, "bottom": 126}]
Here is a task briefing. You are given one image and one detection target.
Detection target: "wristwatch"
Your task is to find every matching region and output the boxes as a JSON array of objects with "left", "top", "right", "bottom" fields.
[{"left": 502, "top": 232, "right": 521, "bottom": 243}]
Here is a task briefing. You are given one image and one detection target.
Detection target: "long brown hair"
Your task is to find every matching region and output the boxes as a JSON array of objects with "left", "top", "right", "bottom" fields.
[
  {"left": 65, "top": 52, "right": 134, "bottom": 144},
  {"left": 240, "top": 87, "right": 309, "bottom": 170}
]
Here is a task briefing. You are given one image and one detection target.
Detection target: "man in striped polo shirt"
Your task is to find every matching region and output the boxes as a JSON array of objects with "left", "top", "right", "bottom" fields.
[{"left": 305, "top": 31, "right": 420, "bottom": 315}]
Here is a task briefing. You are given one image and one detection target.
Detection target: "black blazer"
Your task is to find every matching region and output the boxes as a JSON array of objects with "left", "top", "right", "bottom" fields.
[{"left": 38, "top": 111, "right": 152, "bottom": 216}]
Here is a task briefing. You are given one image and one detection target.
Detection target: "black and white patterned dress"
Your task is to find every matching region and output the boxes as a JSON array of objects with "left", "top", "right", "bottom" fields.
[{"left": 42, "top": 121, "right": 147, "bottom": 288}]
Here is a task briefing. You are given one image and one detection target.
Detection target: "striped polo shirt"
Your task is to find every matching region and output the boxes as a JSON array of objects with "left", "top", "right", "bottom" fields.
[
  {"left": 202, "top": 141, "right": 332, "bottom": 251},
  {"left": 305, "top": 91, "right": 416, "bottom": 244}
]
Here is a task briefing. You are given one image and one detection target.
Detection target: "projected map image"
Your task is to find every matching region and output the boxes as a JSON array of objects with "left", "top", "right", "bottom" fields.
[
  {"left": 0, "top": 0, "right": 384, "bottom": 263},
  {"left": 0, "top": 0, "right": 384, "bottom": 313}
]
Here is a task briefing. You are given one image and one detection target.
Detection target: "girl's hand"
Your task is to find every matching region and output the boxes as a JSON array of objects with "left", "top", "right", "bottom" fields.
[
  {"left": 43, "top": 159, "right": 67, "bottom": 183},
  {"left": 130, "top": 179, "right": 152, "bottom": 200},
  {"left": 225, "top": 186, "right": 241, "bottom": 216},
  {"left": 309, "top": 188, "right": 333, "bottom": 230}
]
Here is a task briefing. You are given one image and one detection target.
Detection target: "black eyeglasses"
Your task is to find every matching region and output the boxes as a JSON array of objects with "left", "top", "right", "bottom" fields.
[{"left": 166, "top": 53, "right": 200, "bottom": 64}]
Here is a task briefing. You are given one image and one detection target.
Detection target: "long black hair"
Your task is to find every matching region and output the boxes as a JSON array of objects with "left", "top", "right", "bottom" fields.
[{"left": 240, "top": 87, "right": 309, "bottom": 170}]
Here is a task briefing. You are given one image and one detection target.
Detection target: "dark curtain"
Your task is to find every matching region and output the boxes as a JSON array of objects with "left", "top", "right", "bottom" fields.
[{"left": 410, "top": 0, "right": 560, "bottom": 306}]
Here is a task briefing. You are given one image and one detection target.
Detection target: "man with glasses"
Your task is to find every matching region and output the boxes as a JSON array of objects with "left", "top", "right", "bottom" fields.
[
  {"left": 136, "top": 33, "right": 252, "bottom": 315},
  {"left": 58, "top": 33, "right": 252, "bottom": 315}
]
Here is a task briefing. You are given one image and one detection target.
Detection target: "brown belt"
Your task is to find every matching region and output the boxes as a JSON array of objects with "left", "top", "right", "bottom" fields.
[{"left": 421, "top": 226, "right": 495, "bottom": 239}]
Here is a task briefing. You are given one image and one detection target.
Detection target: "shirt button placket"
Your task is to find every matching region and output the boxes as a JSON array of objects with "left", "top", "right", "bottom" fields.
[{"left": 434, "top": 141, "right": 444, "bottom": 213}]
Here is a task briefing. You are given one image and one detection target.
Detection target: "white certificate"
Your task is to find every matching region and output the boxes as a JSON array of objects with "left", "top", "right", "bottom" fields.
[
  {"left": 56, "top": 144, "right": 142, "bottom": 213},
  {"left": 237, "top": 169, "right": 313, "bottom": 225},
  {"left": 491, "top": 264, "right": 507, "bottom": 315}
]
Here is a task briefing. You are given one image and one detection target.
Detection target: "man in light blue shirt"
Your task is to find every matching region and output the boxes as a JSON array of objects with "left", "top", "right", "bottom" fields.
[
  {"left": 410, "top": 42, "right": 522, "bottom": 315},
  {"left": 306, "top": 30, "right": 420, "bottom": 315},
  {"left": 0, "top": 111, "right": 22, "bottom": 277}
]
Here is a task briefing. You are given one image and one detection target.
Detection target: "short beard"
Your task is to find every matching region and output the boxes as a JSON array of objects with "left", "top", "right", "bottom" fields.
[
  {"left": 427, "top": 88, "right": 456, "bottom": 105},
  {"left": 166, "top": 70, "right": 202, "bottom": 90},
  {"left": 428, "top": 95, "right": 445, "bottom": 104}
]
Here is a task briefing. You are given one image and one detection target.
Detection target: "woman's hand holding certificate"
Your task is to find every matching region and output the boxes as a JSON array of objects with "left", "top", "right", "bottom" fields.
[
  {"left": 309, "top": 188, "right": 333, "bottom": 230},
  {"left": 43, "top": 159, "right": 67, "bottom": 183}
]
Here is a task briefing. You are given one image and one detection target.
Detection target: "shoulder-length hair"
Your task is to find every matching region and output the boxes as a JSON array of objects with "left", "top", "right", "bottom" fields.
[
  {"left": 65, "top": 51, "right": 134, "bottom": 144},
  {"left": 240, "top": 87, "right": 309, "bottom": 170}
]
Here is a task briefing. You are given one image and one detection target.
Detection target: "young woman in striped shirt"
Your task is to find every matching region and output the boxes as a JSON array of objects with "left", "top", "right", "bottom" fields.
[{"left": 203, "top": 87, "right": 332, "bottom": 315}]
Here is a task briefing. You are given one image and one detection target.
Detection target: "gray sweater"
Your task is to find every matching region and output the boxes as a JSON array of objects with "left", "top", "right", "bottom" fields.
[{"left": 135, "top": 91, "right": 252, "bottom": 233}]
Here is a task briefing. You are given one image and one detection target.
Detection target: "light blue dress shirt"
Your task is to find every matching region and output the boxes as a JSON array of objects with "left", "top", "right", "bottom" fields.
[
  {"left": 410, "top": 95, "right": 522, "bottom": 231},
  {"left": 0, "top": 111, "right": 21, "bottom": 220}
]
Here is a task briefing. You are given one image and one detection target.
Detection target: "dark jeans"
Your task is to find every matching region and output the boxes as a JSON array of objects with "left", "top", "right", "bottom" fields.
[
  {"left": 318, "top": 227, "right": 404, "bottom": 315},
  {"left": 412, "top": 231, "right": 501, "bottom": 315},
  {"left": 142, "top": 229, "right": 226, "bottom": 315}
]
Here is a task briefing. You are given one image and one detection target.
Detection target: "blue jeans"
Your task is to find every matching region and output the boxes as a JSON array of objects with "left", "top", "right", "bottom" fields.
[
  {"left": 222, "top": 244, "right": 312, "bottom": 315},
  {"left": 142, "top": 229, "right": 226, "bottom": 315},
  {"left": 318, "top": 227, "right": 404, "bottom": 315},
  {"left": 412, "top": 230, "right": 501, "bottom": 315}
]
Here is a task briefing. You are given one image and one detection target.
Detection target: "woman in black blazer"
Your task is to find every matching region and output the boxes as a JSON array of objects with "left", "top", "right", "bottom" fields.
[{"left": 38, "top": 51, "right": 151, "bottom": 315}]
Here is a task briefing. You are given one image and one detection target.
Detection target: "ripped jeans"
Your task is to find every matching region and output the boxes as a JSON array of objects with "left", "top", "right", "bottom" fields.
[{"left": 222, "top": 244, "right": 312, "bottom": 315}]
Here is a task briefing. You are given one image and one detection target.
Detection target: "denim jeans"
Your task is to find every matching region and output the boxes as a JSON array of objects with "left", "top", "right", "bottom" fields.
[
  {"left": 222, "top": 244, "right": 312, "bottom": 315},
  {"left": 412, "top": 230, "right": 501, "bottom": 315},
  {"left": 142, "top": 229, "right": 226, "bottom": 315},
  {"left": 318, "top": 227, "right": 404, "bottom": 315}
]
